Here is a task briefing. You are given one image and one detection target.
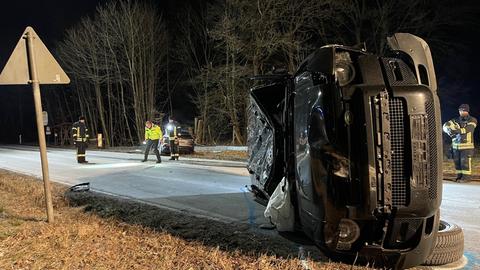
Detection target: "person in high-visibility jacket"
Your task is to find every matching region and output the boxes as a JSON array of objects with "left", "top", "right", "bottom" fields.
[
  {"left": 143, "top": 121, "right": 163, "bottom": 163},
  {"left": 72, "top": 116, "right": 89, "bottom": 163},
  {"left": 443, "top": 104, "right": 477, "bottom": 182},
  {"left": 166, "top": 119, "right": 179, "bottom": 160}
]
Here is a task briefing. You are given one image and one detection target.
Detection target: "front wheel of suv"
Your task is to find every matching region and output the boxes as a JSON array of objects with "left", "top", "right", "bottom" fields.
[{"left": 423, "top": 220, "right": 464, "bottom": 266}]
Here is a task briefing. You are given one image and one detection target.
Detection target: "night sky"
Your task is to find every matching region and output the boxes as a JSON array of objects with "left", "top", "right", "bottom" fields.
[
  {"left": 0, "top": 0, "right": 479, "bottom": 143},
  {"left": 0, "top": 0, "right": 103, "bottom": 65},
  {"left": 0, "top": 0, "right": 102, "bottom": 143}
]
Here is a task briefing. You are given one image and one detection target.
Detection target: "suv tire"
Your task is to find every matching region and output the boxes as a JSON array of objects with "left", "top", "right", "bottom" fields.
[{"left": 423, "top": 220, "right": 464, "bottom": 266}]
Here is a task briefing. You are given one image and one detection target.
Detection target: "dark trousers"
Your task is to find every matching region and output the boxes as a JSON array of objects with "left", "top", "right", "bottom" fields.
[
  {"left": 170, "top": 139, "right": 179, "bottom": 159},
  {"left": 144, "top": 139, "right": 161, "bottom": 161},
  {"left": 453, "top": 148, "right": 474, "bottom": 176},
  {"left": 76, "top": 141, "right": 87, "bottom": 163}
]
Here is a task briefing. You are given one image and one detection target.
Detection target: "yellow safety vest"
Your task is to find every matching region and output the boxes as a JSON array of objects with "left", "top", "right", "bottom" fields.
[{"left": 145, "top": 125, "right": 162, "bottom": 140}]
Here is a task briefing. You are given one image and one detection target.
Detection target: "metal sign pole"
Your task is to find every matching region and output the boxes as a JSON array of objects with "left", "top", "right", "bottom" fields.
[{"left": 26, "top": 29, "right": 54, "bottom": 223}]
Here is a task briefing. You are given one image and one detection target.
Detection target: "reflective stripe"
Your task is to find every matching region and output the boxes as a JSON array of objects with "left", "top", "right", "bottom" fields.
[
  {"left": 452, "top": 143, "right": 475, "bottom": 150},
  {"left": 467, "top": 133, "right": 472, "bottom": 143},
  {"left": 460, "top": 128, "right": 466, "bottom": 134},
  {"left": 456, "top": 157, "right": 473, "bottom": 175},
  {"left": 77, "top": 154, "right": 86, "bottom": 157},
  {"left": 169, "top": 127, "right": 177, "bottom": 139},
  {"left": 467, "top": 122, "right": 477, "bottom": 128},
  {"left": 469, "top": 157, "right": 472, "bottom": 174}
]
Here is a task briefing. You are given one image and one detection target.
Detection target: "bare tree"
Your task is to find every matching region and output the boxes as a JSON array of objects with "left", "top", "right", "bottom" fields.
[{"left": 57, "top": 0, "right": 167, "bottom": 146}]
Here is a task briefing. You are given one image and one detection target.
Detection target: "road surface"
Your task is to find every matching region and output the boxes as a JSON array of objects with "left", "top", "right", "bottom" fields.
[
  {"left": 0, "top": 145, "right": 266, "bottom": 225},
  {"left": 0, "top": 145, "right": 478, "bottom": 268}
]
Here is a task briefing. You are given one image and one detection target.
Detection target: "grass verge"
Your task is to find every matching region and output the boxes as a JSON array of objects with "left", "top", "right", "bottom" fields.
[
  {"left": 187, "top": 150, "right": 248, "bottom": 161},
  {"left": 0, "top": 170, "right": 366, "bottom": 270}
]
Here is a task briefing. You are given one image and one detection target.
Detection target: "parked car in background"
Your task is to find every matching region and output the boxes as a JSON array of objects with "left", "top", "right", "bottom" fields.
[{"left": 160, "top": 128, "right": 195, "bottom": 155}]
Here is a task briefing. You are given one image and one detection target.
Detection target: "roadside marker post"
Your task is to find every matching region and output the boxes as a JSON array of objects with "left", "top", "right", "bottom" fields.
[
  {"left": 97, "top": 133, "right": 103, "bottom": 148},
  {"left": 0, "top": 27, "right": 71, "bottom": 223}
]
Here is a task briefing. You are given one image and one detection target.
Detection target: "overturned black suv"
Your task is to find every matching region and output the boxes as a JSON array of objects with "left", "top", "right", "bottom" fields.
[{"left": 247, "top": 33, "right": 461, "bottom": 268}]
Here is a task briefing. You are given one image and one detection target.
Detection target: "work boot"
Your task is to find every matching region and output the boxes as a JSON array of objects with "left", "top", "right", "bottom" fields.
[
  {"left": 170, "top": 157, "right": 175, "bottom": 160},
  {"left": 455, "top": 174, "right": 463, "bottom": 181},
  {"left": 457, "top": 175, "right": 471, "bottom": 183},
  {"left": 141, "top": 159, "right": 147, "bottom": 162},
  {"left": 156, "top": 160, "right": 162, "bottom": 163}
]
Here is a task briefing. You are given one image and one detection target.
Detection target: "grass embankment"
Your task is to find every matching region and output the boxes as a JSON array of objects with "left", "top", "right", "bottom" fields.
[
  {"left": 0, "top": 170, "right": 365, "bottom": 270},
  {"left": 188, "top": 150, "right": 248, "bottom": 162}
]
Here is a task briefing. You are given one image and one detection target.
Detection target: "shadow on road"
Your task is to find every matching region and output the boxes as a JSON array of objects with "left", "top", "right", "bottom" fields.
[{"left": 65, "top": 190, "right": 325, "bottom": 261}]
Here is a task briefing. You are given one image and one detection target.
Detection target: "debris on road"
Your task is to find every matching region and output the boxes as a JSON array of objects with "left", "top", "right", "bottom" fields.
[{"left": 69, "top": 182, "right": 90, "bottom": 192}]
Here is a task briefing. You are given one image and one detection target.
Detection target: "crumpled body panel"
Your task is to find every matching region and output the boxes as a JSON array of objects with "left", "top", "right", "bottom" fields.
[{"left": 247, "top": 98, "right": 274, "bottom": 189}]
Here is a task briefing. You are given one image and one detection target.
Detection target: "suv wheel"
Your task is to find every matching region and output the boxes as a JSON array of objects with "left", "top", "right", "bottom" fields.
[{"left": 423, "top": 220, "right": 464, "bottom": 266}]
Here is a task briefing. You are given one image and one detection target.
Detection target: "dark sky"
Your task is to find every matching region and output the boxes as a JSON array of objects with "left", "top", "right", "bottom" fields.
[
  {"left": 0, "top": 0, "right": 104, "bottom": 143},
  {"left": 0, "top": 0, "right": 104, "bottom": 65}
]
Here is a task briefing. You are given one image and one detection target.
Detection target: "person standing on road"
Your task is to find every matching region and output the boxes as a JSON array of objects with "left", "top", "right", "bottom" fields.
[
  {"left": 72, "top": 116, "right": 89, "bottom": 163},
  {"left": 166, "top": 118, "right": 179, "bottom": 160},
  {"left": 443, "top": 104, "right": 477, "bottom": 182},
  {"left": 143, "top": 120, "right": 162, "bottom": 163}
]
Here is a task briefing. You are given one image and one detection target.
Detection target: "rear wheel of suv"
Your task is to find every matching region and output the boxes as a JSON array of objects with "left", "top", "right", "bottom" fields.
[{"left": 423, "top": 220, "right": 464, "bottom": 266}]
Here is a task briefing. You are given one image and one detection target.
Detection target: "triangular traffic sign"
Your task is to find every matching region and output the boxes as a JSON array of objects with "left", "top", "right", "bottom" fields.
[
  {"left": 0, "top": 30, "right": 29, "bottom": 85},
  {"left": 0, "top": 26, "right": 70, "bottom": 85}
]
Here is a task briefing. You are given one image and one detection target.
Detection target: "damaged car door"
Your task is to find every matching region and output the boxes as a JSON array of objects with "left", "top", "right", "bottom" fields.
[{"left": 247, "top": 75, "right": 291, "bottom": 203}]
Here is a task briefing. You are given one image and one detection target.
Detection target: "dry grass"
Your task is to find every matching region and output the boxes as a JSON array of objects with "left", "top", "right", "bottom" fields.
[
  {"left": 188, "top": 151, "right": 248, "bottom": 162},
  {"left": 0, "top": 170, "right": 365, "bottom": 270}
]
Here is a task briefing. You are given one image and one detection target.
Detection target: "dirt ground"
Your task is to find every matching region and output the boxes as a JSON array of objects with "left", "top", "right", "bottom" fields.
[
  {"left": 186, "top": 150, "right": 248, "bottom": 161},
  {"left": 0, "top": 170, "right": 367, "bottom": 270}
]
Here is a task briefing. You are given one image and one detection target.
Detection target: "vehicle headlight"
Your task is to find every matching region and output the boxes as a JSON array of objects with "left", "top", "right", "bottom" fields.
[
  {"left": 335, "top": 61, "right": 355, "bottom": 86},
  {"left": 336, "top": 218, "right": 360, "bottom": 250}
]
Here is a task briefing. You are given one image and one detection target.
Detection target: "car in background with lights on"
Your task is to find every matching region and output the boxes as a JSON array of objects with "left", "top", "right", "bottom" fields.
[
  {"left": 247, "top": 33, "right": 464, "bottom": 269},
  {"left": 160, "top": 127, "right": 195, "bottom": 155}
]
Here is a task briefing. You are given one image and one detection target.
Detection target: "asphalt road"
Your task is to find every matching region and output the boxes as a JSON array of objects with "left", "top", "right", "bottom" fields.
[
  {"left": 0, "top": 145, "right": 267, "bottom": 225},
  {"left": 0, "top": 145, "right": 478, "bottom": 268}
]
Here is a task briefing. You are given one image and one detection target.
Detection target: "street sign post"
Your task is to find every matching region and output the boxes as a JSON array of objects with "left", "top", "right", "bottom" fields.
[
  {"left": 43, "top": 111, "right": 48, "bottom": 126},
  {"left": 0, "top": 27, "right": 71, "bottom": 223},
  {"left": 42, "top": 111, "right": 48, "bottom": 126}
]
